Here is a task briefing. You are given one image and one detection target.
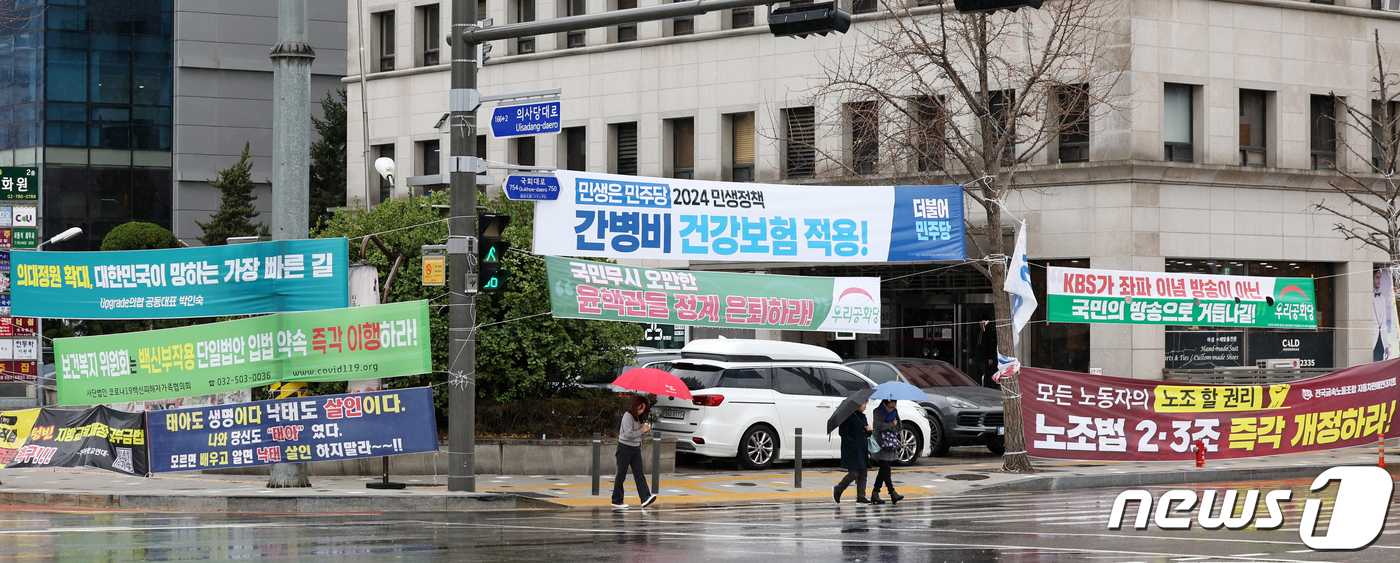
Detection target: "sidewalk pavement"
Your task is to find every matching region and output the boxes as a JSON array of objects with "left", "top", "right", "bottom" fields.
[{"left": 0, "top": 442, "right": 1392, "bottom": 513}]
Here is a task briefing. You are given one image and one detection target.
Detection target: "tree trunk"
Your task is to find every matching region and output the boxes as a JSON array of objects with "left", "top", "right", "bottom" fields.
[
  {"left": 985, "top": 192, "right": 1034, "bottom": 473},
  {"left": 268, "top": 460, "right": 311, "bottom": 488}
]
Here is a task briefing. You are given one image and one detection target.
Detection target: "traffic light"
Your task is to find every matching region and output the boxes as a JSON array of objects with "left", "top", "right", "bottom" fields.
[
  {"left": 768, "top": 2, "right": 851, "bottom": 39},
  {"left": 477, "top": 213, "right": 511, "bottom": 294},
  {"left": 953, "top": 0, "right": 1045, "bottom": 13}
]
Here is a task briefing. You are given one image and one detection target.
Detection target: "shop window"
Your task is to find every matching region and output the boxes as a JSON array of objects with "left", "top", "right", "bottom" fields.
[{"left": 1030, "top": 259, "right": 1091, "bottom": 373}]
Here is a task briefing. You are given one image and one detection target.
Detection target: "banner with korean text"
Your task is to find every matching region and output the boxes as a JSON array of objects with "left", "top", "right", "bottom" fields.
[
  {"left": 147, "top": 387, "right": 438, "bottom": 473},
  {"left": 1022, "top": 361, "right": 1399, "bottom": 461},
  {"left": 1047, "top": 267, "right": 1317, "bottom": 329},
  {"left": 5, "top": 405, "right": 148, "bottom": 476},
  {"left": 533, "top": 171, "right": 965, "bottom": 263},
  {"left": 545, "top": 256, "right": 881, "bottom": 333},
  {"left": 11, "top": 238, "right": 349, "bottom": 319},
  {"left": 53, "top": 301, "right": 431, "bottom": 405},
  {"left": 0, "top": 408, "right": 38, "bottom": 465}
]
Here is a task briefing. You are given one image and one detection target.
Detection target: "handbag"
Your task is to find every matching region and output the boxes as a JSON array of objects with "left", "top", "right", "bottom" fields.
[
  {"left": 879, "top": 430, "right": 900, "bottom": 450},
  {"left": 866, "top": 435, "right": 880, "bottom": 454}
]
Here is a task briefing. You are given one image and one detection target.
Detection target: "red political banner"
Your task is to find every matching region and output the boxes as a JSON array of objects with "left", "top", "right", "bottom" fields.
[{"left": 1021, "top": 360, "right": 1399, "bottom": 461}]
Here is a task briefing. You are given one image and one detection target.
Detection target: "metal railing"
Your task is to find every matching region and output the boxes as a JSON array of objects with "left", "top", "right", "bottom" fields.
[{"left": 1161, "top": 367, "right": 1333, "bottom": 385}]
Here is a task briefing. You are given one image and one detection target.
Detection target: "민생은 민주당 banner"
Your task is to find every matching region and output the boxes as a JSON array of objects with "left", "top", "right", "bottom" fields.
[
  {"left": 53, "top": 301, "right": 431, "bottom": 405},
  {"left": 533, "top": 171, "right": 966, "bottom": 263},
  {"left": 546, "top": 257, "right": 882, "bottom": 334},
  {"left": 147, "top": 387, "right": 439, "bottom": 473},
  {"left": 10, "top": 238, "right": 350, "bottom": 319},
  {"left": 1047, "top": 267, "right": 1317, "bottom": 329},
  {"left": 1022, "top": 360, "right": 1399, "bottom": 462}
]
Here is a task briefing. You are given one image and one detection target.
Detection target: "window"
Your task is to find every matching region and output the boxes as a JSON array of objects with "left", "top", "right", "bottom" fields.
[
  {"left": 614, "top": 122, "right": 638, "bottom": 175},
  {"left": 823, "top": 368, "right": 870, "bottom": 397},
  {"left": 1372, "top": 100, "right": 1399, "bottom": 171},
  {"left": 719, "top": 368, "right": 770, "bottom": 389},
  {"left": 731, "top": 112, "right": 755, "bottom": 182},
  {"left": 1057, "top": 84, "right": 1089, "bottom": 163},
  {"left": 785, "top": 106, "right": 816, "bottom": 178},
  {"left": 866, "top": 363, "right": 900, "bottom": 384},
  {"left": 1239, "top": 89, "right": 1267, "bottom": 166},
  {"left": 566, "top": 0, "right": 586, "bottom": 47},
  {"left": 375, "top": 10, "right": 395, "bottom": 72},
  {"left": 988, "top": 89, "right": 1015, "bottom": 162},
  {"left": 1311, "top": 94, "right": 1338, "bottom": 171},
  {"left": 849, "top": 101, "right": 878, "bottom": 175},
  {"left": 419, "top": 139, "right": 440, "bottom": 176},
  {"left": 912, "top": 95, "right": 945, "bottom": 172},
  {"left": 1381, "top": 0, "right": 1400, "bottom": 12},
  {"left": 671, "top": 117, "right": 694, "bottom": 179},
  {"left": 673, "top": 0, "right": 695, "bottom": 37},
  {"left": 773, "top": 367, "right": 824, "bottom": 396},
  {"left": 564, "top": 127, "right": 587, "bottom": 171},
  {"left": 514, "top": 137, "right": 535, "bottom": 167},
  {"left": 617, "top": 0, "right": 638, "bottom": 42},
  {"left": 514, "top": 0, "right": 535, "bottom": 54},
  {"left": 374, "top": 144, "right": 395, "bottom": 204},
  {"left": 853, "top": 0, "right": 878, "bottom": 14},
  {"left": 419, "top": 4, "right": 440, "bottom": 66},
  {"left": 731, "top": 7, "right": 755, "bottom": 28},
  {"left": 1163, "top": 83, "right": 1193, "bottom": 162},
  {"left": 477, "top": 135, "right": 488, "bottom": 161}
]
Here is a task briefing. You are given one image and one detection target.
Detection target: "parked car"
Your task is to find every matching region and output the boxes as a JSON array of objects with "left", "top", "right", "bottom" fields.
[
  {"left": 844, "top": 358, "right": 1006, "bottom": 456},
  {"left": 652, "top": 339, "right": 933, "bottom": 470},
  {"left": 579, "top": 346, "right": 683, "bottom": 391}
]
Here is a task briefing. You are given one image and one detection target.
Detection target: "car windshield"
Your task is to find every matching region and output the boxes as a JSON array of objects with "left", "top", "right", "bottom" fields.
[
  {"left": 664, "top": 364, "right": 725, "bottom": 390},
  {"left": 895, "top": 360, "right": 978, "bottom": 387}
]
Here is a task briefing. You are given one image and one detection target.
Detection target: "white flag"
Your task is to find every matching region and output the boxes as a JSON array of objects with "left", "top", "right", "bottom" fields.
[
  {"left": 1374, "top": 269, "right": 1400, "bottom": 361},
  {"left": 1003, "top": 222, "right": 1037, "bottom": 347}
]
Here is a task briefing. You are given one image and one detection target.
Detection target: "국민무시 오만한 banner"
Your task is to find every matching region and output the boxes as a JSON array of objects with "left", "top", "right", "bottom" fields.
[
  {"left": 53, "top": 301, "right": 431, "bottom": 405},
  {"left": 1021, "top": 361, "right": 1399, "bottom": 462},
  {"left": 1047, "top": 267, "right": 1317, "bottom": 329},
  {"left": 147, "top": 387, "right": 439, "bottom": 473},
  {"left": 533, "top": 171, "right": 966, "bottom": 263},
  {"left": 546, "top": 256, "right": 882, "bottom": 333},
  {"left": 5, "top": 405, "right": 148, "bottom": 476},
  {"left": 10, "top": 238, "right": 350, "bottom": 319}
]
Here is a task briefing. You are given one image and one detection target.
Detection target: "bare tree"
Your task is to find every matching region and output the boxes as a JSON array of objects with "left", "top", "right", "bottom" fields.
[
  {"left": 1314, "top": 31, "right": 1400, "bottom": 277},
  {"left": 0, "top": 1, "right": 40, "bottom": 32},
  {"left": 807, "top": 0, "right": 1127, "bottom": 473}
]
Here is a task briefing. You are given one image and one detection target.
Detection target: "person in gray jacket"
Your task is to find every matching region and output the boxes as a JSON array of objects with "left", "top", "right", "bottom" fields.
[
  {"left": 611, "top": 395, "right": 658, "bottom": 509},
  {"left": 869, "top": 399, "right": 905, "bottom": 505}
]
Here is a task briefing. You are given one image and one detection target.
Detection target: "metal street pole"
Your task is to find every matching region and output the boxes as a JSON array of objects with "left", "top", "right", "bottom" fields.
[
  {"left": 268, "top": 0, "right": 316, "bottom": 488},
  {"left": 447, "top": 0, "right": 479, "bottom": 492}
]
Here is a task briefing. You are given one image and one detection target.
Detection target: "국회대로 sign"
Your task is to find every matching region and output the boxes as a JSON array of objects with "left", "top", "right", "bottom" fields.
[
  {"left": 147, "top": 387, "right": 439, "bottom": 473},
  {"left": 546, "top": 257, "right": 882, "bottom": 334},
  {"left": 11, "top": 238, "right": 350, "bottom": 319},
  {"left": 1047, "top": 267, "right": 1317, "bottom": 329},
  {"left": 53, "top": 301, "right": 431, "bottom": 405},
  {"left": 533, "top": 172, "right": 966, "bottom": 263}
]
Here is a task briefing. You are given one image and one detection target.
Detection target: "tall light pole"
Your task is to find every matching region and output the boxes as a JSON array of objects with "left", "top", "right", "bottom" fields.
[{"left": 35, "top": 227, "right": 82, "bottom": 406}]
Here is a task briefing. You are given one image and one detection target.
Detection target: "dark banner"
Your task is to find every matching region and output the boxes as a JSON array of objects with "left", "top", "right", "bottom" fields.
[
  {"left": 1022, "top": 359, "right": 1400, "bottom": 461},
  {"left": 6, "top": 406, "right": 148, "bottom": 476},
  {"left": 1165, "top": 331, "right": 1244, "bottom": 369},
  {"left": 146, "top": 387, "right": 438, "bottom": 473}
]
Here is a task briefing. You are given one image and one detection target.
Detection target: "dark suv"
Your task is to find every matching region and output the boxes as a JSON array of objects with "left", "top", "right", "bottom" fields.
[{"left": 844, "top": 358, "right": 1005, "bottom": 456}]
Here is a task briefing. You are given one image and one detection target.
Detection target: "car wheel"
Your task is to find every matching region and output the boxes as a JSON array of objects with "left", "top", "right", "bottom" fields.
[
  {"left": 738, "top": 425, "right": 778, "bottom": 470},
  {"left": 987, "top": 439, "right": 1005, "bottom": 456},
  {"left": 894, "top": 422, "right": 922, "bottom": 466},
  {"left": 927, "top": 416, "right": 950, "bottom": 457}
]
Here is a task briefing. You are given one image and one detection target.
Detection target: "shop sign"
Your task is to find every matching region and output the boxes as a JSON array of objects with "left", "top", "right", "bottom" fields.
[
  {"left": 1165, "top": 331, "right": 1243, "bottom": 369},
  {"left": 0, "top": 167, "right": 37, "bottom": 201}
]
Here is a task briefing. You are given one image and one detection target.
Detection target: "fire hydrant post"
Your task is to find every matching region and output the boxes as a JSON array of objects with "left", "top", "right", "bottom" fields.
[{"left": 1193, "top": 440, "right": 1205, "bottom": 468}]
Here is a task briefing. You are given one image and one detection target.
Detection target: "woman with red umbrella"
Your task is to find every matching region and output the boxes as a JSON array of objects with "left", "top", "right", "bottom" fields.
[{"left": 609, "top": 368, "right": 690, "bottom": 510}]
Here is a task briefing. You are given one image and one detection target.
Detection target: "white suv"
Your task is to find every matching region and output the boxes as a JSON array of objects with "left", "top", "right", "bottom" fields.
[{"left": 652, "top": 339, "right": 933, "bottom": 470}]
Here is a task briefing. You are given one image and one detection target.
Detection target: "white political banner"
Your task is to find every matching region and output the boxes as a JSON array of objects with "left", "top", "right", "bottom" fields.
[{"left": 1003, "top": 223, "right": 1036, "bottom": 347}]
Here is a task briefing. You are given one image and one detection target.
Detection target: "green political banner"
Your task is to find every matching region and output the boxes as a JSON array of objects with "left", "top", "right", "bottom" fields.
[
  {"left": 54, "top": 301, "right": 431, "bottom": 405},
  {"left": 546, "top": 256, "right": 882, "bottom": 333},
  {"left": 1047, "top": 267, "right": 1317, "bottom": 329}
]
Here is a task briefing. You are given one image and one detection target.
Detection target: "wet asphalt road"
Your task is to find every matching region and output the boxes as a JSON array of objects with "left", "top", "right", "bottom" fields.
[{"left": 0, "top": 478, "right": 1394, "bottom": 562}]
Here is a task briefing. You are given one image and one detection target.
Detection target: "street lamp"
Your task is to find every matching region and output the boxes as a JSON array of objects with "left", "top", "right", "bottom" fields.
[
  {"left": 34, "top": 226, "right": 81, "bottom": 407},
  {"left": 37, "top": 227, "right": 83, "bottom": 250}
]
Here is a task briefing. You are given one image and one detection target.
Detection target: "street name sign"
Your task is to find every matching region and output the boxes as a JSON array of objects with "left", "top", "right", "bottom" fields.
[
  {"left": 490, "top": 101, "right": 561, "bottom": 138},
  {"left": 503, "top": 175, "right": 561, "bottom": 200}
]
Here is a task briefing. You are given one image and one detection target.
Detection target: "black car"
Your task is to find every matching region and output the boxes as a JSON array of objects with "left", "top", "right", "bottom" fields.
[{"left": 844, "top": 358, "right": 1005, "bottom": 456}]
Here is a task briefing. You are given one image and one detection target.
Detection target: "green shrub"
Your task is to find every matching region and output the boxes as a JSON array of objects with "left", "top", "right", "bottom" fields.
[
  {"left": 100, "top": 222, "right": 182, "bottom": 251},
  {"left": 476, "top": 395, "right": 631, "bottom": 438}
]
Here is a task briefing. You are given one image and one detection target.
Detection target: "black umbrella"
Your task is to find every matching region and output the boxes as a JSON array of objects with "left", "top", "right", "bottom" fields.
[{"left": 826, "top": 387, "right": 875, "bottom": 434}]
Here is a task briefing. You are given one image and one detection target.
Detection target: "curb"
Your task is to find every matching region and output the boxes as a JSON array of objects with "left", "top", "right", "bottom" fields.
[
  {"left": 0, "top": 490, "right": 560, "bottom": 513},
  {"left": 968, "top": 463, "right": 1400, "bottom": 494}
]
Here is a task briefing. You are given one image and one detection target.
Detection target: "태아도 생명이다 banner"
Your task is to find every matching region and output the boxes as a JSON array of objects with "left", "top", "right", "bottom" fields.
[
  {"left": 5, "top": 405, "right": 148, "bottom": 476},
  {"left": 1021, "top": 361, "right": 1399, "bottom": 462},
  {"left": 147, "top": 387, "right": 439, "bottom": 473},
  {"left": 53, "top": 301, "right": 431, "bottom": 405},
  {"left": 546, "top": 256, "right": 882, "bottom": 333},
  {"left": 10, "top": 238, "right": 350, "bottom": 319},
  {"left": 532, "top": 171, "right": 966, "bottom": 263},
  {"left": 1047, "top": 267, "right": 1317, "bottom": 329}
]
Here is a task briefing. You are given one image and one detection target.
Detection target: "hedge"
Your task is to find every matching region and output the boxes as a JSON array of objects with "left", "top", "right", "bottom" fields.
[{"left": 476, "top": 396, "right": 632, "bottom": 439}]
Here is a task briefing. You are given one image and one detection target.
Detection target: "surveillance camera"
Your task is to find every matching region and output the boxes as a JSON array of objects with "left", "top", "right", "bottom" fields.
[{"left": 374, "top": 157, "right": 396, "bottom": 185}]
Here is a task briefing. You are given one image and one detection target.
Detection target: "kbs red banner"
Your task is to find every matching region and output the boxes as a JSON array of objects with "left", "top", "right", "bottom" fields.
[{"left": 1021, "top": 360, "right": 1400, "bottom": 461}]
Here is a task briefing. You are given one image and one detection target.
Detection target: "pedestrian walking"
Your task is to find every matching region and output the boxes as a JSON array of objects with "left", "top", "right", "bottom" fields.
[
  {"left": 869, "top": 399, "right": 905, "bottom": 505},
  {"left": 833, "top": 401, "right": 872, "bottom": 504},
  {"left": 611, "top": 395, "right": 658, "bottom": 509}
]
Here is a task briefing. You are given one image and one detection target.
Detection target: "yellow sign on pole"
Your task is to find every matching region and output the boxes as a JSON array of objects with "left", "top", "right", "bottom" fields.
[
  {"left": 422, "top": 254, "right": 446, "bottom": 286},
  {"left": 270, "top": 381, "right": 308, "bottom": 399}
]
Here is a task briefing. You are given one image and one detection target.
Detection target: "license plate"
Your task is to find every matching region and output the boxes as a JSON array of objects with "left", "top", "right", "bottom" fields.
[
  {"left": 997, "top": 427, "right": 1005, "bottom": 435},
  {"left": 662, "top": 408, "right": 685, "bottom": 420}
]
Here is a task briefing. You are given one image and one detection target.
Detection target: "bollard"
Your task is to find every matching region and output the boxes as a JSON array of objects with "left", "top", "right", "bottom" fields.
[
  {"left": 591, "top": 432, "right": 601, "bottom": 496},
  {"left": 794, "top": 428, "right": 803, "bottom": 489},
  {"left": 1193, "top": 439, "right": 1205, "bottom": 468},
  {"left": 652, "top": 435, "right": 662, "bottom": 492},
  {"left": 1382, "top": 432, "right": 1387, "bottom": 470}
]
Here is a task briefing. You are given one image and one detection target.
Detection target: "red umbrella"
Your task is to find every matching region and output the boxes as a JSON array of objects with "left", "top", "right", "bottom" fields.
[{"left": 612, "top": 368, "right": 694, "bottom": 401}]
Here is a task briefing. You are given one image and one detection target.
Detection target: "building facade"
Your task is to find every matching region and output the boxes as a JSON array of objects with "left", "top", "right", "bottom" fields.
[
  {"left": 346, "top": 0, "right": 1400, "bottom": 379},
  {"left": 0, "top": 0, "right": 345, "bottom": 250}
]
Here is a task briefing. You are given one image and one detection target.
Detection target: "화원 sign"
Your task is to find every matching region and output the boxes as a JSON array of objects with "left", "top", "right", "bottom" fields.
[
  {"left": 504, "top": 175, "right": 561, "bottom": 200},
  {"left": 1047, "top": 267, "right": 1317, "bottom": 329},
  {"left": 147, "top": 387, "right": 439, "bottom": 473},
  {"left": 546, "top": 256, "right": 882, "bottom": 333},
  {"left": 53, "top": 301, "right": 432, "bottom": 405},
  {"left": 0, "top": 167, "right": 37, "bottom": 201},
  {"left": 490, "top": 101, "right": 562, "bottom": 138},
  {"left": 534, "top": 172, "right": 966, "bottom": 263},
  {"left": 11, "top": 238, "right": 350, "bottom": 319}
]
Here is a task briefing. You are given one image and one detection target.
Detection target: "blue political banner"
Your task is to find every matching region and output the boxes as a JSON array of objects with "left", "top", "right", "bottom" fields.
[
  {"left": 11, "top": 238, "right": 349, "bottom": 319},
  {"left": 146, "top": 387, "right": 438, "bottom": 473},
  {"left": 504, "top": 175, "right": 561, "bottom": 200},
  {"left": 490, "top": 101, "right": 562, "bottom": 138}
]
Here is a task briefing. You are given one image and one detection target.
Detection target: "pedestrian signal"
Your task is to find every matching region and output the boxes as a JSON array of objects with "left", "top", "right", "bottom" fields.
[{"left": 477, "top": 213, "right": 512, "bottom": 294}]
